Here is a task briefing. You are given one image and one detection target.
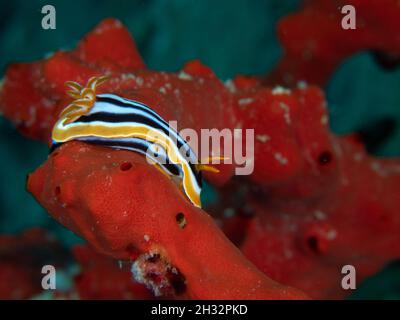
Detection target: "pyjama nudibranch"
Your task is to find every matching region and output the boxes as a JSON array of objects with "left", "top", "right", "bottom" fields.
[{"left": 51, "top": 76, "right": 219, "bottom": 208}]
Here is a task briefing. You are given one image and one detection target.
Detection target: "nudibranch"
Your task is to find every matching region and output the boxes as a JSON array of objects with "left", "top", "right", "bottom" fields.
[{"left": 51, "top": 76, "right": 219, "bottom": 208}]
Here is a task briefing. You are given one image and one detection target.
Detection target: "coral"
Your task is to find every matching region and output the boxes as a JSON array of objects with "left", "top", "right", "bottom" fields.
[
  {"left": 266, "top": 0, "right": 400, "bottom": 86},
  {"left": 224, "top": 136, "right": 400, "bottom": 299},
  {"left": 27, "top": 141, "right": 307, "bottom": 299},
  {"left": 1, "top": 5, "right": 400, "bottom": 299},
  {"left": 211, "top": 78, "right": 400, "bottom": 299},
  {"left": 232, "top": 82, "right": 336, "bottom": 198}
]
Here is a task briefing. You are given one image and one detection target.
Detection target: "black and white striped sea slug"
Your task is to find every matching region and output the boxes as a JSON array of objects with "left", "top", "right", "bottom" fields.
[{"left": 51, "top": 76, "right": 219, "bottom": 208}]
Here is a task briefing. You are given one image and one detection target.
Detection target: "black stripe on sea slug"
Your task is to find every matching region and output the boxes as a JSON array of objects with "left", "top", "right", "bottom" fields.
[
  {"left": 96, "top": 95, "right": 166, "bottom": 124},
  {"left": 95, "top": 95, "right": 198, "bottom": 157},
  {"left": 76, "top": 111, "right": 192, "bottom": 155}
]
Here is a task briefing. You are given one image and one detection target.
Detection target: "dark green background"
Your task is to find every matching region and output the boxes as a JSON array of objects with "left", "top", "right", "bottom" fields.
[{"left": 0, "top": 0, "right": 399, "bottom": 299}]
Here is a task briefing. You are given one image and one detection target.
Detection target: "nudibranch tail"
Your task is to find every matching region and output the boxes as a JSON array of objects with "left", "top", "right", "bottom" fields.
[
  {"left": 196, "top": 155, "right": 229, "bottom": 173},
  {"left": 197, "top": 164, "right": 220, "bottom": 173}
]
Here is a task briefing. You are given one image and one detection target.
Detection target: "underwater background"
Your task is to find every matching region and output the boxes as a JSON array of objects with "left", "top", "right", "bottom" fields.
[{"left": 0, "top": 0, "right": 399, "bottom": 299}]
